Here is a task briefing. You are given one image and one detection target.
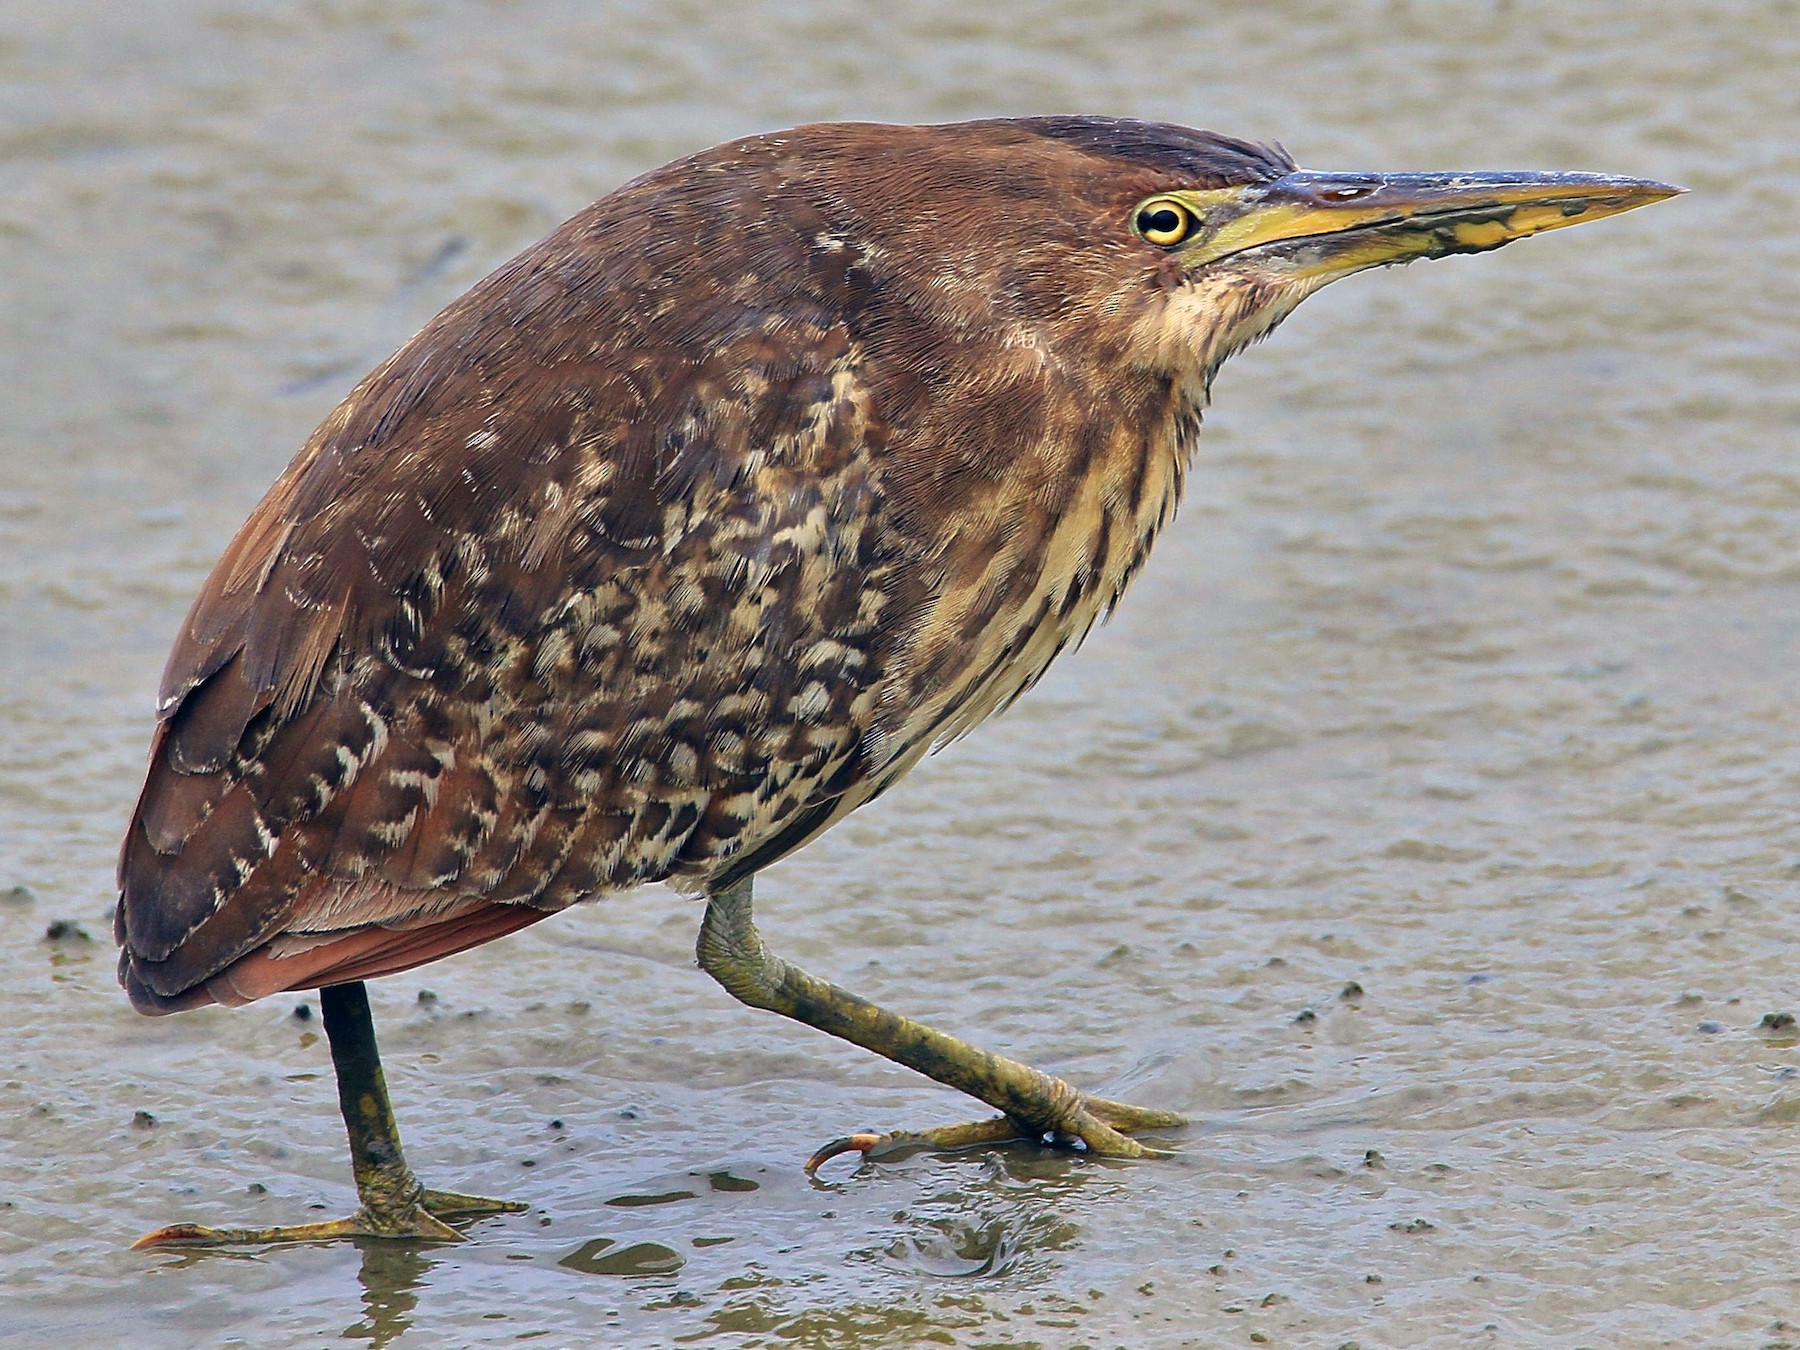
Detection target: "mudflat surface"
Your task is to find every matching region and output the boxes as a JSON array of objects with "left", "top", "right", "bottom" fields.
[{"left": 1, "top": 2, "right": 1795, "bottom": 1346}]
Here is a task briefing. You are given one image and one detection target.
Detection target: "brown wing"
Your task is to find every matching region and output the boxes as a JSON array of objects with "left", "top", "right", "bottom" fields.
[{"left": 116, "top": 154, "right": 926, "bottom": 1012}]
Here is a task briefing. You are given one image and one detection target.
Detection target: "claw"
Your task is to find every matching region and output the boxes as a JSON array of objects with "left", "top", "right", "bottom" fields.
[{"left": 804, "top": 1132, "right": 884, "bottom": 1174}]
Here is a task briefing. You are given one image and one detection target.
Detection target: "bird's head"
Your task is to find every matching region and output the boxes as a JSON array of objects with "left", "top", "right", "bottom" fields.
[
  {"left": 1065, "top": 122, "right": 1681, "bottom": 384},
  {"left": 749, "top": 118, "right": 1678, "bottom": 403}
]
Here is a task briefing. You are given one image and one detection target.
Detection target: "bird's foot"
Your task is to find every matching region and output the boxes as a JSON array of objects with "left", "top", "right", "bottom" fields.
[
  {"left": 805, "top": 1093, "right": 1184, "bottom": 1174},
  {"left": 131, "top": 1187, "right": 526, "bottom": 1248}
]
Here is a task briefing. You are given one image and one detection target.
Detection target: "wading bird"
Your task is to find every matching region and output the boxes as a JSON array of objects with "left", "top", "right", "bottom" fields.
[{"left": 116, "top": 117, "right": 1676, "bottom": 1246}]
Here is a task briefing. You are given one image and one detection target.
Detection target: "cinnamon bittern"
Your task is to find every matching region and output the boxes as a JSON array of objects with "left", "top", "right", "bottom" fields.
[{"left": 116, "top": 117, "right": 1678, "bottom": 1247}]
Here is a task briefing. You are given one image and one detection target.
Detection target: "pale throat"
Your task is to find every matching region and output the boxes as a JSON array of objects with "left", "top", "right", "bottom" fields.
[{"left": 1125, "top": 268, "right": 1330, "bottom": 403}]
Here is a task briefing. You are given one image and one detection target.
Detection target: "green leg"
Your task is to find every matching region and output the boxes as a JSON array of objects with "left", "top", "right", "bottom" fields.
[
  {"left": 696, "top": 877, "right": 1184, "bottom": 1172},
  {"left": 133, "top": 982, "right": 525, "bottom": 1248}
]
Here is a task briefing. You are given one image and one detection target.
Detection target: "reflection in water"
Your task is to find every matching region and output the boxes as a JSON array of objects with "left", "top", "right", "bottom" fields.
[
  {"left": 559, "top": 1169, "right": 763, "bottom": 1277},
  {"left": 343, "top": 1241, "right": 437, "bottom": 1348},
  {"left": 827, "top": 1147, "right": 1098, "bottom": 1283},
  {"left": 604, "top": 1188, "right": 697, "bottom": 1209},
  {"left": 558, "top": 1237, "right": 686, "bottom": 1276},
  {"left": 706, "top": 1170, "right": 759, "bottom": 1194},
  {"left": 600, "top": 1166, "right": 764, "bottom": 1209},
  {"left": 0, "top": 1, "right": 1788, "bottom": 1345},
  {"left": 887, "top": 1220, "right": 1024, "bottom": 1278}
]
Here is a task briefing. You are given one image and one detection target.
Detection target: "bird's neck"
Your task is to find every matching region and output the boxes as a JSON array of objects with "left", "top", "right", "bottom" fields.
[{"left": 875, "top": 346, "right": 1202, "bottom": 761}]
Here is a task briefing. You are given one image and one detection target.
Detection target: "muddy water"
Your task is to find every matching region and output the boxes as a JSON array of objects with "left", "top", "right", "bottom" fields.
[{"left": 1, "top": 1, "right": 1795, "bottom": 1346}]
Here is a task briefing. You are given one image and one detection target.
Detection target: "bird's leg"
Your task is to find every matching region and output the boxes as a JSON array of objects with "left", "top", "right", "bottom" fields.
[
  {"left": 697, "top": 877, "right": 1183, "bottom": 1172},
  {"left": 132, "top": 982, "right": 524, "bottom": 1248}
]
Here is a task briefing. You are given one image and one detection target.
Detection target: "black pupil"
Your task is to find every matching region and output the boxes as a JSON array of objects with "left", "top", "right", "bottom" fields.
[{"left": 1140, "top": 207, "right": 1183, "bottom": 238}]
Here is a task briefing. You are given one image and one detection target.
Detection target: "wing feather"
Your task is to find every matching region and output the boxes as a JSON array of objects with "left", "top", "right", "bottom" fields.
[{"left": 117, "top": 158, "right": 926, "bottom": 1011}]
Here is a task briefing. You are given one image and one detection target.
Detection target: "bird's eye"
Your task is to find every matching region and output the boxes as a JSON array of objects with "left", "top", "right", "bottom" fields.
[
  {"left": 1319, "top": 185, "right": 1376, "bottom": 202},
  {"left": 1134, "top": 198, "right": 1196, "bottom": 247}
]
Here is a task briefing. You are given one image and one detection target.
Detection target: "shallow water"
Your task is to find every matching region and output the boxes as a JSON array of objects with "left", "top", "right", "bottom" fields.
[{"left": 2, "top": 1, "right": 1796, "bottom": 1346}]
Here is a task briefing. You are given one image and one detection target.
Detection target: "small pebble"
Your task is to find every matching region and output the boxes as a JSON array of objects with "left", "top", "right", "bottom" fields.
[
  {"left": 44, "top": 920, "right": 91, "bottom": 942},
  {"left": 1759, "top": 1012, "right": 1796, "bottom": 1032},
  {"left": 418, "top": 989, "right": 438, "bottom": 1005},
  {"left": 2, "top": 885, "right": 33, "bottom": 906},
  {"left": 293, "top": 1003, "right": 313, "bottom": 1021},
  {"left": 132, "top": 1110, "right": 157, "bottom": 1129},
  {"left": 1340, "top": 981, "right": 1365, "bottom": 1000},
  {"left": 1293, "top": 1008, "right": 1317, "bottom": 1025}
]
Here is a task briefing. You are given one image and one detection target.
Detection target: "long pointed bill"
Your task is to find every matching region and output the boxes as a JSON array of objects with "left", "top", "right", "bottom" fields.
[{"left": 1178, "top": 170, "right": 1683, "bottom": 280}]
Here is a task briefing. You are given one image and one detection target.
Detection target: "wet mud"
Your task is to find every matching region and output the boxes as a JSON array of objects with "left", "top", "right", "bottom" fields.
[{"left": 2, "top": 1, "right": 1795, "bottom": 1346}]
